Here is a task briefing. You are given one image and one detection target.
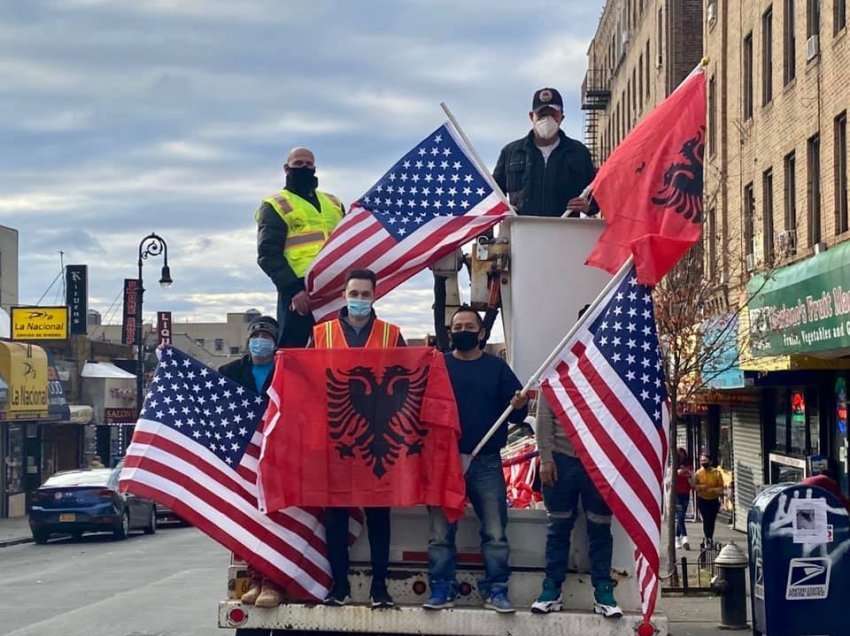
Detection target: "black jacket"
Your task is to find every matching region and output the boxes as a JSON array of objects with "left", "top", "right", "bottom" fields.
[
  {"left": 493, "top": 130, "right": 597, "bottom": 217},
  {"left": 255, "top": 188, "right": 344, "bottom": 297},
  {"left": 218, "top": 355, "right": 273, "bottom": 395}
]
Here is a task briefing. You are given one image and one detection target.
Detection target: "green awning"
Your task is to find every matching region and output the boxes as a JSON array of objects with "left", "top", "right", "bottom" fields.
[{"left": 747, "top": 241, "right": 850, "bottom": 357}]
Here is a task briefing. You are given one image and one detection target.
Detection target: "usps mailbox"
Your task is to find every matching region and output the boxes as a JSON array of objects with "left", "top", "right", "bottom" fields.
[{"left": 747, "top": 483, "right": 850, "bottom": 636}]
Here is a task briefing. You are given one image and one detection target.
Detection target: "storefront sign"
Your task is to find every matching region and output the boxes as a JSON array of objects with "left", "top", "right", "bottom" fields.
[
  {"left": 103, "top": 407, "right": 137, "bottom": 424},
  {"left": 157, "top": 311, "right": 172, "bottom": 346},
  {"left": 748, "top": 241, "right": 850, "bottom": 356},
  {"left": 702, "top": 313, "right": 746, "bottom": 389},
  {"left": 46, "top": 352, "right": 70, "bottom": 422},
  {"left": 65, "top": 264, "right": 88, "bottom": 335},
  {"left": 0, "top": 342, "right": 49, "bottom": 419},
  {"left": 122, "top": 279, "right": 140, "bottom": 346},
  {"left": 10, "top": 306, "right": 68, "bottom": 341}
]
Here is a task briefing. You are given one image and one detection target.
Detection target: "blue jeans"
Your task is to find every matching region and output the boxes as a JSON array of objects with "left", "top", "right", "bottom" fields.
[
  {"left": 427, "top": 453, "right": 510, "bottom": 596},
  {"left": 542, "top": 452, "right": 613, "bottom": 588},
  {"left": 675, "top": 493, "right": 690, "bottom": 538}
]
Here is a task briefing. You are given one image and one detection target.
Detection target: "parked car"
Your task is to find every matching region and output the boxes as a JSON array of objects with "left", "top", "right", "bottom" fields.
[{"left": 29, "top": 464, "right": 156, "bottom": 543}]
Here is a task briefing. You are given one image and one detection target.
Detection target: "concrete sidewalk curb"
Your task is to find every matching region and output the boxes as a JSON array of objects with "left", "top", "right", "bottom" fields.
[
  {"left": 0, "top": 536, "right": 33, "bottom": 548},
  {"left": 0, "top": 533, "right": 34, "bottom": 548}
]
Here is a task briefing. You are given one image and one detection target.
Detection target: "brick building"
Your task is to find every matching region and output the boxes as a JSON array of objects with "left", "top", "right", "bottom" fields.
[
  {"left": 703, "top": 0, "right": 850, "bottom": 529},
  {"left": 583, "top": 0, "right": 704, "bottom": 165}
]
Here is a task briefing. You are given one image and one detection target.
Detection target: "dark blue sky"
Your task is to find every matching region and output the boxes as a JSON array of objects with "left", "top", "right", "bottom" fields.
[{"left": 1, "top": 0, "right": 604, "bottom": 336}]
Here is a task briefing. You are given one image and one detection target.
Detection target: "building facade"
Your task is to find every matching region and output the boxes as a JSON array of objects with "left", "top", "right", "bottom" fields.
[
  {"left": 583, "top": 0, "right": 704, "bottom": 165},
  {"left": 705, "top": 0, "right": 850, "bottom": 529},
  {"left": 0, "top": 225, "right": 19, "bottom": 314},
  {"left": 92, "top": 309, "right": 261, "bottom": 369}
]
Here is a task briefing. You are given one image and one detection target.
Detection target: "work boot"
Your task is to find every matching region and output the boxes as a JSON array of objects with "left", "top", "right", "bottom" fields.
[
  {"left": 681, "top": 535, "right": 690, "bottom": 551},
  {"left": 240, "top": 577, "right": 262, "bottom": 605},
  {"left": 531, "top": 578, "right": 563, "bottom": 614},
  {"left": 593, "top": 582, "right": 623, "bottom": 618},
  {"left": 254, "top": 581, "right": 283, "bottom": 608}
]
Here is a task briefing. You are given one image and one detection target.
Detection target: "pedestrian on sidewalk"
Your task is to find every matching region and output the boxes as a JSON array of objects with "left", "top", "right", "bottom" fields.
[
  {"left": 674, "top": 448, "right": 692, "bottom": 551},
  {"left": 693, "top": 453, "right": 724, "bottom": 548}
]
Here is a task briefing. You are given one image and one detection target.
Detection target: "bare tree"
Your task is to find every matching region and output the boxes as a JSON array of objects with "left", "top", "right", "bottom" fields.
[{"left": 654, "top": 226, "right": 775, "bottom": 586}]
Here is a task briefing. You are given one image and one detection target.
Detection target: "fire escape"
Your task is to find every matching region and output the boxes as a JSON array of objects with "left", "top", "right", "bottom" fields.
[{"left": 581, "top": 69, "right": 611, "bottom": 166}]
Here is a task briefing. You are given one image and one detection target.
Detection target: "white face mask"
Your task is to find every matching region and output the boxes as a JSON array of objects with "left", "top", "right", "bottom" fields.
[{"left": 533, "top": 116, "right": 560, "bottom": 140}]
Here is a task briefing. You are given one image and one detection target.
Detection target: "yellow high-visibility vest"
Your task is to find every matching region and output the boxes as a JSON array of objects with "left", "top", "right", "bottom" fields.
[{"left": 257, "top": 189, "right": 344, "bottom": 277}]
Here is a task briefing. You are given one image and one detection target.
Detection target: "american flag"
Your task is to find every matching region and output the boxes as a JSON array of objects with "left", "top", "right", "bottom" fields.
[
  {"left": 119, "top": 347, "right": 361, "bottom": 600},
  {"left": 306, "top": 122, "right": 511, "bottom": 322},
  {"left": 539, "top": 264, "right": 669, "bottom": 623}
]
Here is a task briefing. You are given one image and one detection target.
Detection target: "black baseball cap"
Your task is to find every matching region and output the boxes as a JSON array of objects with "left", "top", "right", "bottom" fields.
[
  {"left": 248, "top": 315, "right": 279, "bottom": 341},
  {"left": 532, "top": 87, "right": 563, "bottom": 113}
]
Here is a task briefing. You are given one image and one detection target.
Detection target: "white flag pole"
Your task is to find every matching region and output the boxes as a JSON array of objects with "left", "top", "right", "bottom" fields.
[
  {"left": 440, "top": 102, "right": 514, "bottom": 213},
  {"left": 462, "top": 255, "right": 635, "bottom": 472}
]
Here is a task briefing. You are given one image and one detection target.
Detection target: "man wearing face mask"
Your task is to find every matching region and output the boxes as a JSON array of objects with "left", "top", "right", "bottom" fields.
[
  {"left": 218, "top": 316, "right": 282, "bottom": 608},
  {"left": 424, "top": 306, "right": 528, "bottom": 614},
  {"left": 311, "top": 269, "right": 404, "bottom": 609},
  {"left": 256, "top": 146, "right": 345, "bottom": 348},
  {"left": 494, "top": 88, "right": 597, "bottom": 217}
]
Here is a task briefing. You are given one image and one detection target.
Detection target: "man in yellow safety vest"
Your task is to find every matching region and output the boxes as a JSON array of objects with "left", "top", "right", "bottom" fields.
[{"left": 256, "top": 146, "right": 344, "bottom": 347}]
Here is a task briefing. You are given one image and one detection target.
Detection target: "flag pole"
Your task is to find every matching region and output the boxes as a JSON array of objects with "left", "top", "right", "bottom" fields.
[
  {"left": 464, "top": 255, "right": 635, "bottom": 470},
  {"left": 440, "top": 102, "right": 514, "bottom": 212}
]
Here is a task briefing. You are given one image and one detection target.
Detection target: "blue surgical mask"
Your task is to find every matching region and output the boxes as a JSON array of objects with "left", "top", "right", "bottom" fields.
[
  {"left": 248, "top": 337, "right": 275, "bottom": 358},
  {"left": 347, "top": 298, "right": 373, "bottom": 318}
]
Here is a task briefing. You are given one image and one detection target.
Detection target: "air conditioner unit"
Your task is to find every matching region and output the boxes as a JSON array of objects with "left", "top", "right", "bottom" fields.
[
  {"left": 719, "top": 271, "right": 728, "bottom": 285},
  {"left": 621, "top": 30, "right": 631, "bottom": 47},
  {"left": 745, "top": 253, "right": 756, "bottom": 272},
  {"left": 776, "top": 229, "right": 797, "bottom": 255},
  {"left": 814, "top": 241, "right": 828, "bottom": 255},
  {"left": 807, "top": 35, "right": 820, "bottom": 61},
  {"left": 707, "top": 1, "right": 717, "bottom": 24}
]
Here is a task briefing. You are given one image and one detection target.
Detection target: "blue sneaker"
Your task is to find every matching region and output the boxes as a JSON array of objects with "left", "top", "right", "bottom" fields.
[
  {"left": 484, "top": 590, "right": 515, "bottom": 614},
  {"left": 531, "top": 578, "right": 563, "bottom": 614},
  {"left": 593, "top": 582, "right": 623, "bottom": 618},
  {"left": 423, "top": 582, "right": 455, "bottom": 610}
]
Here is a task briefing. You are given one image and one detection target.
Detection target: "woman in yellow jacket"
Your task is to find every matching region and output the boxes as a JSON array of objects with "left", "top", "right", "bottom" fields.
[{"left": 693, "top": 453, "right": 725, "bottom": 547}]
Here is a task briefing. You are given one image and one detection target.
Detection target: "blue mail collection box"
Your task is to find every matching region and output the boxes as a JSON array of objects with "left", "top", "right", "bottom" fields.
[{"left": 747, "top": 483, "right": 850, "bottom": 636}]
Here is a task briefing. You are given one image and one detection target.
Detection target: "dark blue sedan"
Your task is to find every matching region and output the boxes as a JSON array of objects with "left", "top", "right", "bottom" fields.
[{"left": 29, "top": 465, "right": 156, "bottom": 543}]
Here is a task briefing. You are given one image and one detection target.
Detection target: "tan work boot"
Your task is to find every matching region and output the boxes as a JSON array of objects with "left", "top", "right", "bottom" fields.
[
  {"left": 240, "top": 577, "right": 262, "bottom": 605},
  {"left": 254, "top": 581, "right": 283, "bottom": 608}
]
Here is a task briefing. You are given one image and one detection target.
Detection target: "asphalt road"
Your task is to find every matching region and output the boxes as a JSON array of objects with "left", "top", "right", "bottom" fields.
[
  {"left": 0, "top": 523, "right": 731, "bottom": 636},
  {"left": 0, "top": 524, "right": 232, "bottom": 636}
]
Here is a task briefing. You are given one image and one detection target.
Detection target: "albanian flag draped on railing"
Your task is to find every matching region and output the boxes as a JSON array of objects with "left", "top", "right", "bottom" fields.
[
  {"left": 585, "top": 66, "right": 706, "bottom": 285},
  {"left": 258, "top": 347, "right": 466, "bottom": 521}
]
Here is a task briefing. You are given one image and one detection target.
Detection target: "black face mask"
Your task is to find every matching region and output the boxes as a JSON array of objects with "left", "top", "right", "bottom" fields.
[
  {"left": 285, "top": 167, "right": 318, "bottom": 195},
  {"left": 451, "top": 330, "right": 480, "bottom": 352}
]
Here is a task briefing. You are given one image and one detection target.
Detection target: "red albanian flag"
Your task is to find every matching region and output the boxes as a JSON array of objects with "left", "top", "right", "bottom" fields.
[
  {"left": 258, "top": 347, "right": 466, "bottom": 522},
  {"left": 585, "top": 67, "right": 706, "bottom": 284}
]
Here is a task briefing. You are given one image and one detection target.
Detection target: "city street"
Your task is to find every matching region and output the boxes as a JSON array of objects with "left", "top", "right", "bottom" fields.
[
  {"left": 0, "top": 526, "right": 231, "bottom": 636},
  {"left": 0, "top": 520, "right": 734, "bottom": 636}
]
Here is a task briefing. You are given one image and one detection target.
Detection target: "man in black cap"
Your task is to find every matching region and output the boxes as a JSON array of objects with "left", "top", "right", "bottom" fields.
[
  {"left": 494, "top": 87, "right": 597, "bottom": 218},
  {"left": 218, "top": 315, "right": 283, "bottom": 608}
]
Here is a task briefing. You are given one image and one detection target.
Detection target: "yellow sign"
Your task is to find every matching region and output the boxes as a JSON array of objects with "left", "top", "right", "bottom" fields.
[
  {"left": 11, "top": 306, "right": 69, "bottom": 341},
  {"left": 0, "top": 341, "right": 49, "bottom": 418}
]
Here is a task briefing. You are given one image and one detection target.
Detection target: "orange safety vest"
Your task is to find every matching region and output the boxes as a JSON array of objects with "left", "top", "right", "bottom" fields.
[{"left": 313, "top": 317, "right": 401, "bottom": 349}]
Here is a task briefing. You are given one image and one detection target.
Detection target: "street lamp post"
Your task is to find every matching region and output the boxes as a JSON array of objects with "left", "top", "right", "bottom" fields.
[{"left": 136, "top": 233, "right": 173, "bottom": 417}]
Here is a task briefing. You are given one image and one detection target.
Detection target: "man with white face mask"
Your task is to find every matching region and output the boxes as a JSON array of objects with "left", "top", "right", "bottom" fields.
[{"left": 494, "top": 88, "right": 597, "bottom": 217}]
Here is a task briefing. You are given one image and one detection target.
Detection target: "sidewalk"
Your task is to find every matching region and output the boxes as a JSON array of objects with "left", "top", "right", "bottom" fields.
[
  {"left": 660, "top": 513, "right": 749, "bottom": 636},
  {"left": 0, "top": 515, "right": 33, "bottom": 547}
]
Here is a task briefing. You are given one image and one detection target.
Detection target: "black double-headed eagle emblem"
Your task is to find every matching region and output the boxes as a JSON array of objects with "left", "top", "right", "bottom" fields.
[
  {"left": 650, "top": 126, "right": 705, "bottom": 222},
  {"left": 326, "top": 364, "right": 430, "bottom": 478}
]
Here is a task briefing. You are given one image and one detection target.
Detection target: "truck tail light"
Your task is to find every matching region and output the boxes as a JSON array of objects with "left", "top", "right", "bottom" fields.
[{"left": 228, "top": 608, "right": 247, "bottom": 625}]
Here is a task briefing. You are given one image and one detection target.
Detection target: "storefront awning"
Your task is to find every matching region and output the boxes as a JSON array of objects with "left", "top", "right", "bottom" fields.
[
  {"left": 747, "top": 240, "right": 850, "bottom": 359},
  {"left": 81, "top": 362, "right": 136, "bottom": 379},
  {"left": 0, "top": 340, "right": 49, "bottom": 421}
]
